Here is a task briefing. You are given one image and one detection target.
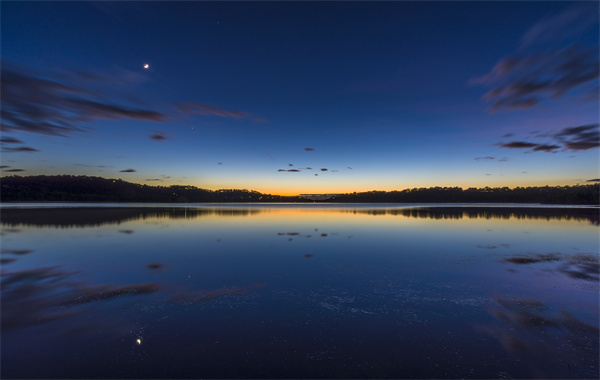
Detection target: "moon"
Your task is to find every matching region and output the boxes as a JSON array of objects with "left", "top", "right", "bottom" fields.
[{"left": 143, "top": 63, "right": 149, "bottom": 69}]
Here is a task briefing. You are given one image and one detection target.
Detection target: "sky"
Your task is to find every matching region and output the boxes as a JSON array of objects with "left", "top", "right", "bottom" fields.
[{"left": 1, "top": 1, "right": 599, "bottom": 196}]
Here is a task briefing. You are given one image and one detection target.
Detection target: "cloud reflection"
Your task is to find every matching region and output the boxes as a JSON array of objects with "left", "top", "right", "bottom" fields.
[
  {"left": 480, "top": 294, "right": 599, "bottom": 378},
  {"left": 1, "top": 266, "right": 160, "bottom": 331}
]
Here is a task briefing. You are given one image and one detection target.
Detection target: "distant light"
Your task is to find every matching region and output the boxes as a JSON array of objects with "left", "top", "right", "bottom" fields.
[
  {"left": 143, "top": 64, "right": 149, "bottom": 69},
  {"left": 136, "top": 338, "right": 142, "bottom": 345}
]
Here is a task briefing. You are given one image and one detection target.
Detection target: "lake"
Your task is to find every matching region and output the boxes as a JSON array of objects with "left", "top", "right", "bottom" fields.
[{"left": 1, "top": 203, "right": 598, "bottom": 379}]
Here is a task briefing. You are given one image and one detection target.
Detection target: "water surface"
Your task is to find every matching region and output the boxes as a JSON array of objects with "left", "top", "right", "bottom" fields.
[{"left": 1, "top": 204, "right": 598, "bottom": 378}]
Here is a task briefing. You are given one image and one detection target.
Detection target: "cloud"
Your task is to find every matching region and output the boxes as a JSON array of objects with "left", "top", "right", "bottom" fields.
[
  {"left": 304, "top": 147, "right": 315, "bottom": 151},
  {"left": 2, "top": 248, "right": 34, "bottom": 255},
  {"left": 587, "top": 178, "right": 599, "bottom": 182},
  {"left": 500, "top": 141, "right": 538, "bottom": 149},
  {"left": 149, "top": 131, "right": 169, "bottom": 141},
  {"left": 499, "top": 141, "right": 560, "bottom": 152},
  {"left": 320, "top": 168, "right": 328, "bottom": 172},
  {"left": 475, "top": 156, "right": 495, "bottom": 161},
  {"left": 501, "top": 133, "right": 515, "bottom": 138},
  {"left": 554, "top": 123, "right": 599, "bottom": 151},
  {"left": 119, "top": 168, "right": 136, "bottom": 173},
  {"left": 1, "top": 62, "right": 168, "bottom": 137},
  {"left": 145, "top": 178, "right": 163, "bottom": 182},
  {"left": 532, "top": 144, "right": 560, "bottom": 152},
  {"left": 278, "top": 169, "right": 300, "bottom": 172},
  {"left": 0, "top": 166, "right": 10, "bottom": 169},
  {"left": 520, "top": 6, "right": 598, "bottom": 48},
  {"left": 497, "top": 124, "right": 599, "bottom": 153},
  {"left": 3, "top": 169, "right": 25, "bottom": 172},
  {"left": 1, "top": 61, "right": 267, "bottom": 141},
  {"left": 471, "top": 5, "right": 599, "bottom": 112},
  {"left": 177, "top": 102, "right": 267, "bottom": 123},
  {"left": 1, "top": 146, "right": 39, "bottom": 153},
  {"left": 0, "top": 137, "right": 24, "bottom": 144}
]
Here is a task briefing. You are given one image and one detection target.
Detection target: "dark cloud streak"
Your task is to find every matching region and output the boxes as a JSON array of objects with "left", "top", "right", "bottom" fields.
[
  {"left": 1, "top": 64, "right": 168, "bottom": 137},
  {"left": 497, "top": 124, "right": 599, "bottom": 153},
  {"left": 177, "top": 102, "right": 267, "bottom": 123},
  {"left": 1, "top": 61, "right": 266, "bottom": 140},
  {"left": 500, "top": 142, "right": 538, "bottom": 149},
  {"left": 0, "top": 137, "right": 24, "bottom": 144},
  {"left": 2, "top": 146, "right": 39, "bottom": 153},
  {"left": 555, "top": 124, "right": 599, "bottom": 151},
  {"left": 472, "top": 5, "right": 599, "bottom": 112}
]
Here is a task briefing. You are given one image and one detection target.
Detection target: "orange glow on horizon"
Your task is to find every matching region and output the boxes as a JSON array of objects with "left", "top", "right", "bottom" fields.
[{"left": 136, "top": 178, "right": 591, "bottom": 198}]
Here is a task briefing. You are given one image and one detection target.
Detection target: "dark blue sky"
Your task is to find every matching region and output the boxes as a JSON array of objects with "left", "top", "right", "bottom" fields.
[{"left": 2, "top": 1, "right": 598, "bottom": 194}]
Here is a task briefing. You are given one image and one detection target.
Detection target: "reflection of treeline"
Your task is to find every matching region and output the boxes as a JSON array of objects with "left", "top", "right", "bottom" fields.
[
  {"left": 0, "top": 207, "right": 261, "bottom": 228},
  {"left": 2, "top": 206, "right": 598, "bottom": 228},
  {"left": 350, "top": 207, "right": 599, "bottom": 225},
  {"left": 0, "top": 175, "right": 310, "bottom": 202},
  {"left": 331, "top": 185, "right": 599, "bottom": 205}
]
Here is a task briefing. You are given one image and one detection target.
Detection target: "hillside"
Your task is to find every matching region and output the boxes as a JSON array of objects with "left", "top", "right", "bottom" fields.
[{"left": 0, "top": 175, "right": 309, "bottom": 203}]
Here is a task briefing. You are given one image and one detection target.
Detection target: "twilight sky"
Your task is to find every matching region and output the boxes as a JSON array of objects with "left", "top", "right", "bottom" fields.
[{"left": 1, "top": 1, "right": 598, "bottom": 195}]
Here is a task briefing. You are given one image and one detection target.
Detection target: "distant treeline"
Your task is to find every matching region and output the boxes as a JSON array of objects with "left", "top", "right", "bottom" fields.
[
  {"left": 330, "top": 185, "right": 599, "bottom": 205},
  {"left": 0, "top": 175, "right": 309, "bottom": 203},
  {"left": 1, "top": 175, "right": 598, "bottom": 205}
]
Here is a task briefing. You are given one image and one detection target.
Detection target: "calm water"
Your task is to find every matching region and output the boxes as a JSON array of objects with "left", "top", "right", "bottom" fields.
[{"left": 1, "top": 204, "right": 598, "bottom": 379}]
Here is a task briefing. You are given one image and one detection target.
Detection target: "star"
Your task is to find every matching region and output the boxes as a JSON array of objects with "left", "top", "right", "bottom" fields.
[{"left": 143, "top": 63, "right": 149, "bottom": 69}]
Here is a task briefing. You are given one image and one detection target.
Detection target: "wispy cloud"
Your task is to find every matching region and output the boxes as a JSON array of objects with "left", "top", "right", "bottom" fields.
[
  {"left": 1, "top": 61, "right": 267, "bottom": 139},
  {"left": 471, "top": 5, "right": 599, "bottom": 112},
  {"left": 0, "top": 137, "right": 24, "bottom": 144},
  {"left": 499, "top": 141, "right": 560, "bottom": 152},
  {"left": 497, "top": 123, "right": 599, "bottom": 152},
  {"left": 500, "top": 142, "right": 538, "bottom": 149},
  {"left": 0, "top": 134, "right": 39, "bottom": 153},
  {"left": 1, "top": 62, "right": 167, "bottom": 137},
  {"left": 554, "top": 124, "right": 599, "bottom": 151},
  {"left": 1, "top": 146, "right": 39, "bottom": 153},
  {"left": 304, "top": 147, "right": 315, "bottom": 151},
  {"left": 177, "top": 102, "right": 267, "bottom": 123},
  {"left": 532, "top": 144, "right": 561, "bottom": 152},
  {"left": 119, "top": 168, "right": 136, "bottom": 173},
  {"left": 475, "top": 156, "right": 495, "bottom": 161}
]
